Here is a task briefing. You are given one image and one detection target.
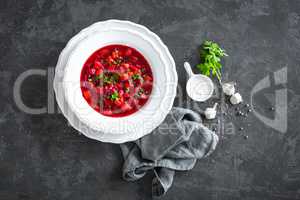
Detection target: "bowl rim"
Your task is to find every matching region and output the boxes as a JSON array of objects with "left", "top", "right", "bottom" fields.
[{"left": 54, "top": 20, "right": 178, "bottom": 143}]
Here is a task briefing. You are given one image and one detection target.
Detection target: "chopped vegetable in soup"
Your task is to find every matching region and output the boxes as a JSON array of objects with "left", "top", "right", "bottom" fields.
[{"left": 80, "top": 44, "right": 153, "bottom": 117}]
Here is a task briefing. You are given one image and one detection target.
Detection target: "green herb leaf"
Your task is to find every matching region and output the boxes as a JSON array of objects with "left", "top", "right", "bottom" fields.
[
  {"left": 103, "top": 75, "right": 111, "bottom": 84},
  {"left": 138, "top": 88, "right": 144, "bottom": 95},
  {"left": 93, "top": 73, "right": 104, "bottom": 81},
  {"left": 110, "top": 91, "right": 119, "bottom": 101},
  {"left": 197, "top": 40, "right": 228, "bottom": 81},
  {"left": 132, "top": 74, "right": 141, "bottom": 80},
  {"left": 111, "top": 73, "right": 119, "bottom": 83}
]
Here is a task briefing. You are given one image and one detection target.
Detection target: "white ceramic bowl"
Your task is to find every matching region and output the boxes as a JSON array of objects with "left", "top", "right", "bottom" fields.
[{"left": 54, "top": 20, "right": 177, "bottom": 143}]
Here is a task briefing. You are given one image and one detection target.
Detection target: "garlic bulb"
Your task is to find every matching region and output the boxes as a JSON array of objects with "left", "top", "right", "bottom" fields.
[
  {"left": 204, "top": 103, "right": 218, "bottom": 119},
  {"left": 222, "top": 82, "right": 235, "bottom": 96},
  {"left": 230, "top": 93, "right": 242, "bottom": 105}
]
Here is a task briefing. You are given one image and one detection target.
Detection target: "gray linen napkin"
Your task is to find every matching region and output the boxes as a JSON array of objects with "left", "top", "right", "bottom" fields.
[{"left": 120, "top": 107, "right": 219, "bottom": 197}]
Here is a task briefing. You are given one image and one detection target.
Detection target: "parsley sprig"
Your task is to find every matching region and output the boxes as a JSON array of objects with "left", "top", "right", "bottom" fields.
[{"left": 197, "top": 40, "right": 228, "bottom": 81}]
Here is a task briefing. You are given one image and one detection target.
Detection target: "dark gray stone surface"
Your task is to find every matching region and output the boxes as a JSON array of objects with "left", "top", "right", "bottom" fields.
[{"left": 1, "top": 0, "right": 300, "bottom": 199}]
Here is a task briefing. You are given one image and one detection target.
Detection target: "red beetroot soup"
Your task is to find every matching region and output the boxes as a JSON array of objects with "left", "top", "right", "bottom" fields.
[{"left": 80, "top": 44, "right": 153, "bottom": 117}]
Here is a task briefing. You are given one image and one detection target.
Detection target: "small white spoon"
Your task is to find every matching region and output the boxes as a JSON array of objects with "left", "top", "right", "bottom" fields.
[{"left": 184, "top": 62, "right": 214, "bottom": 102}]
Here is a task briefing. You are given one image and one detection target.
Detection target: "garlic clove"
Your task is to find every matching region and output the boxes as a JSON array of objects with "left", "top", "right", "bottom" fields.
[
  {"left": 230, "top": 93, "right": 243, "bottom": 105},
  {"left": 222, "top": 82, "right": 235, "bottom": 96},
  {"left": 205, "top": 109, "right": 216, "bottom": 119},
  {"left": 204, "top": 103, "right": 218, "bottom": 119}
]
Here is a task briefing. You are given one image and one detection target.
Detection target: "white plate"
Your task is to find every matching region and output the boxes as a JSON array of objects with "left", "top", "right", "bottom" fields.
[{"left": 54, "top": 20, "right": 177, "bottom": 143}]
